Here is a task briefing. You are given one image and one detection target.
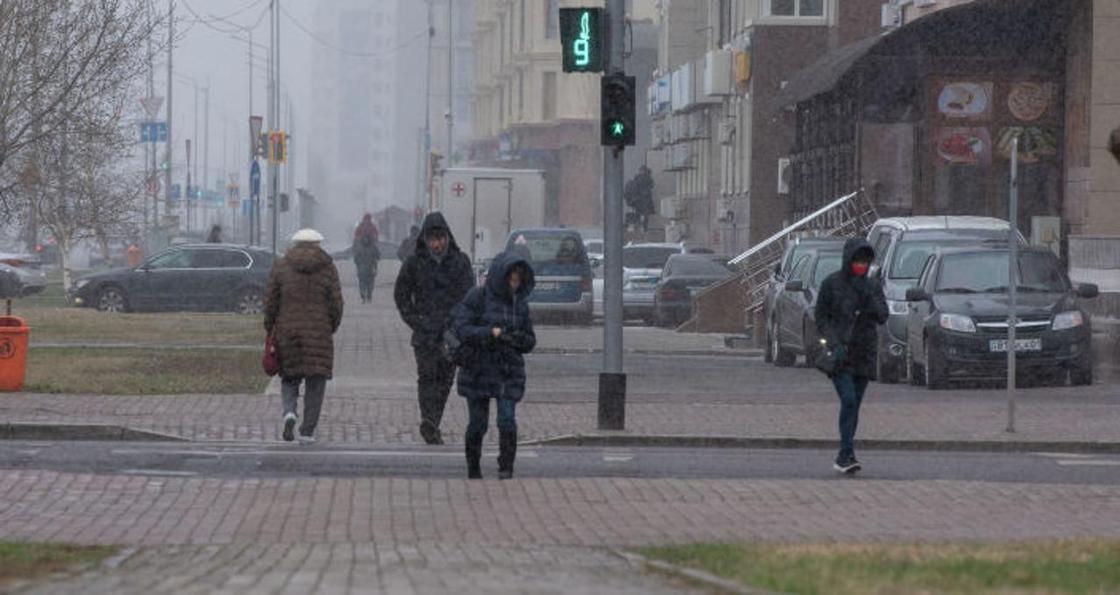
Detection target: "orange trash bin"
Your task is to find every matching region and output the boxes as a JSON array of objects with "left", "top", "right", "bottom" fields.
[{"left": 0, "top": 316, "right": 30, "bottom": 391}]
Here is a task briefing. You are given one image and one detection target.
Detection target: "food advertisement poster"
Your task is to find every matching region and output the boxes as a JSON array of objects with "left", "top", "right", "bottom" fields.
[
  {"left": 937, "top": 82, "right": 993, "bottom": 119},
  {"left": 1007, "top": 82, "right": 1053, "bottom": 122},
  {"left": 996, "top": 127, "right": 1058, "bottom": 163},
  {"left": 935, "top": 127, "right": 991, "bottom": 166}
]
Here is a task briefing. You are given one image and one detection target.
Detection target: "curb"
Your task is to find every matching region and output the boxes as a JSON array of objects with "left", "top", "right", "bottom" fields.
[
  {"left": 1, "top": 423, "right": 188, "bottom": 442},
  {"left": 610, "top": 548, "right": 780, "bottom": 595},
  {"left": 529, "top": 433, "right": 1120, "bottom": 454},
  {"left": 534, "top": 348, "right": 763, "bottom": 358},
  {"left": 32, "top": 342, "right": 258, "bottom": 351}
]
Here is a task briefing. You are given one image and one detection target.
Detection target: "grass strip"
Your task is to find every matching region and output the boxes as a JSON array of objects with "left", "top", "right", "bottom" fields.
[
  {"left": 18, "top": 307, "right": 263, "bottom": 347},
  {"left": 638, "top": 541, "right": 1120, "bottom": 595},
  {"left": 25, "top": 347, "right": 270, "bottom": 394},
  {"left": 0, "top": 541, "right": 117, "bottom": 588}
]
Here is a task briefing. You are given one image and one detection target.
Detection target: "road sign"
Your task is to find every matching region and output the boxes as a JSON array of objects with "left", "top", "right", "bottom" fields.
[
  {"left": 227, "top": 184, "right": 240, "bottom": 208},
  {"left": 139, "top": 122, "right": 168, "bottom": 143},
  {"left": 250, "top": 160, "right": 261, "bottom": 198},
  {"left": 451, "top": 182, "right": 467, "bottom": 197},
  {"left": 170, "top": 183, "right": 181, "bottom": 200},
  {"left": 140, "top": 96, "right": 164, "bottom": 119},
  {"left": 146, "top": 175, "right": 160, "bottom": 195}
]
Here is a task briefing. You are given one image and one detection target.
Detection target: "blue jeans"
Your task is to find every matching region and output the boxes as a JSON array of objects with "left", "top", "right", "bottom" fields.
[
  {"left": 466, "top": 397, "right": 517, "bottom": 444},
  {"left": 831, "top": 373, "right": 869, "bottom": 460}
]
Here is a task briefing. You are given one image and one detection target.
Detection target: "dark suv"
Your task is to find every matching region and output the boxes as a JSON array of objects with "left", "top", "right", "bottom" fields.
[
  {"left": 904, "top": 246, "right": 1098, "bottom": 388},
  {"left": 68, "top": 244, "right": 274, "bottom": 314}
]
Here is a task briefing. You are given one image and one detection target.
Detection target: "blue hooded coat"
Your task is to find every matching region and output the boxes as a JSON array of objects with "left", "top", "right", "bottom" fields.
[{"left": 452, "top": 252, "right": 537, "bottom": 401}]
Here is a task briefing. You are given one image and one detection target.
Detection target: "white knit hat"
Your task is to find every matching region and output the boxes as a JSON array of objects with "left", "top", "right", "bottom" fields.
[{"left": 291, "top": 228, "right": 324, "bottom": 243}]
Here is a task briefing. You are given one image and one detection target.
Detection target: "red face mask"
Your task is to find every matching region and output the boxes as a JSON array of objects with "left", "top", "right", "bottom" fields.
[{"left": 851, "top": 262, "right": 870, "bottom": 277}]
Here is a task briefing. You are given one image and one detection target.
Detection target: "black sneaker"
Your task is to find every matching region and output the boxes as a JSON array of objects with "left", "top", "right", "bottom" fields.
[
  {"left": 498, "top": 469, "right": 513, "bottom": 480},
  {"left": 420, "top": 422, "right": 442, "bottom": 445},
  {"left": 468, "top": 463, "right": 482, "bottom": 480},
  {"left": 833, "top": 456, "right": 862, "bottom": 474},
  {"left": 282, "top": 413, "right": 297, "bottom": 442}
]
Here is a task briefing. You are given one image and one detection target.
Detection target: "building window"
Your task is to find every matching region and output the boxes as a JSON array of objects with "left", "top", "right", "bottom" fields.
[
  {"left": 765, "top": 0, "right": 824, "bottom": 17},
  {"left": 546, "top": 0, "right": 559, "bottom": 39},
  {"left": 542, "top": 72, "right": 556, "bottom": 120}
]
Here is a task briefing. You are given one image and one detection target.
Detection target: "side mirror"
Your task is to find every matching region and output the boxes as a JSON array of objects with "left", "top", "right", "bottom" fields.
[
  {"left": 784, "top": 280, "right": 805, "bottom": 293},
  {"left": 905, "top": 288, "right": 929, "bottom": 302},
  {"left": 1077, "top": 283, "right": 1100, "bottom": 299}
]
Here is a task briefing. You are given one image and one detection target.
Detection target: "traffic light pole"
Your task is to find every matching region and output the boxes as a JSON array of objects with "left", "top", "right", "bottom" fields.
[{"left": 598, "top": 0, "right": 626, "bottom": 430}]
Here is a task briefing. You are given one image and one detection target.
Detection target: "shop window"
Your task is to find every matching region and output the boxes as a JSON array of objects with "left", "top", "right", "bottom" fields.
[{"left": 765, "top": 0, "right": 824, "bottom": 18}]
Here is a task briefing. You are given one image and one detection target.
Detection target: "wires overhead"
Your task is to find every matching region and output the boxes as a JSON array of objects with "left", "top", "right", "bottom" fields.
[{"left": 278, "top": 4, "right": 429, "bottom": 59}]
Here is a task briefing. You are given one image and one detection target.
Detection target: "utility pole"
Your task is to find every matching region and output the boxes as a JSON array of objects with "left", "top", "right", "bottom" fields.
[
  {"left": 445, "top": 0, "right": 454, "bottom": 166},
  {"left": 1007, "top": 135, "right": 1020, "bottom": 433},
  {"left": 269, "top": 0, "right": 280, "bottom": 255},
  {"left": 165, "top": 0, "right": 174, "bottom": 232},
  {"left": 193, "top": 82, "right": 199, "bottom": 236},
  {"left": 186, "top": 138, "right": 192, "bottom": 237},
  {"left": 599, "top": 0, "right": 627, "bottom": 430},
  {"left": 204, "top": 83, "right": 210, "bottom": 210}
]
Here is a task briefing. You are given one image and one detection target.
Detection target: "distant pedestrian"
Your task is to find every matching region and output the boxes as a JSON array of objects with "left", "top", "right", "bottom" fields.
[
  {"left": 452, "top": 252, "right": 536, "bottom": 479},
  {"left": 624, "top": 165, "right": 655, "bottom": 231},
  {"left": 352, "top": 214, "right": 381, "bottom": 304},
  {"left": 394, "top": 213, "right": 474, "bottom": 445},
  {"left": 397, "top": 225, "right": 420, "bottom": 262},
  {"left": 126, "top": 243, "right": 143, "bottom": 268},
  {"left": 814, "top": 238, "right": 888, "bottom": 474},
  {"left": 264, "top": 228, "right": 345, "bottom": 445},
  {"left": 207, "top": 225, "right": 223, "bottom": 243},
  {"left": 354, "top": 213, "right": 379, "bottom": 244}
]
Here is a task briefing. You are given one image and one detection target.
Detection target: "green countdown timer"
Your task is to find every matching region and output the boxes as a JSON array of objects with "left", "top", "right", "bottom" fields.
[{"left": 559, "top": 8, "right": 603, "bottom": 73}]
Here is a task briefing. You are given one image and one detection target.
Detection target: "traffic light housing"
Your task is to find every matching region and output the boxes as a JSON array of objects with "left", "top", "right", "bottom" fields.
[
  {"left": 601, "top": 74, "right": 636, "bottom": 147},
  {"left": 559, "top": 8, "right": 603, "bottom": 73},
  {"left": 269, "top": 131, "right": 287, "bottom": 164}
]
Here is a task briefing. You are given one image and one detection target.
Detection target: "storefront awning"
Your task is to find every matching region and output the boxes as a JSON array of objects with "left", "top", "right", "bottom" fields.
[{"left": 775, "top": 33, "right": 891, "bottom": 108}]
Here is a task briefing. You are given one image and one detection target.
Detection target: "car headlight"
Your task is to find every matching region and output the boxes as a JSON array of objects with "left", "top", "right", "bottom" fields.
[
  {"left": 1052, "top": 311, "right": 1084, "bottom": 331},
  {"left": 887, "top": 300, "right": 909, "bottom": 316},
  {"left": 939, "top": 313, "right": 976, "bottom": 333},
  {"left": 74, "top": 279, "right": 90, "bottom": 290}
]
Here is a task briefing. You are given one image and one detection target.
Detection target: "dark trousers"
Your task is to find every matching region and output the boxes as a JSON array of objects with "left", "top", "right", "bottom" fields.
[
  {"left": 831, "top": 372, "right": 869, "bottom": 460},
  {"left": 281, "top": 375, "right": 327, "bottom": 437},
  {"left": 415, "top": 345, "right": 455, "bottom": 431},
  {"left": 465, "top": 397, "right": 518, "bottom": 471},
  {"left": 357, "top": 268, "right": 376, "bottom": 300}
]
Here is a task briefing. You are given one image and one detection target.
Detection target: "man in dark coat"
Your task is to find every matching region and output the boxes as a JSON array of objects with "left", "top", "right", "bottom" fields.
[
  {"left": 624, "top": 166, "right": 655, "bottom": 231},
  {"left": 394, "top": 213, "right": 475, "bottom": 444},
  {"left": 452, "top": 252, "right": 536, "bottom": 479},
  {"left": 814, "top": 237, "right": 888, "bottom": 474},
  {"left": 264, "top": 228, "right": 345, "bottom": 445},
  {"left": 397, "top": 225, "right": 420, "bottom": 262},
  {"left": 352, "top": 215, "right": 381, "bottom": 304}
]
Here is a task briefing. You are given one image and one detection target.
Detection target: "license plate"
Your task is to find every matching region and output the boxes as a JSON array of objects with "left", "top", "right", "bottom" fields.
[{"left": 989, "top": 338, "right": 1042, "bottom": 352}]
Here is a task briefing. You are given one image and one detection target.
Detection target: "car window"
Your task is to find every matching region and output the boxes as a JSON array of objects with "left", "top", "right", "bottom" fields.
[
  {"left": 872, "top": 232, "right": 892, "bottom": 266},
  {"left": 788, "top": 255, "right": 811, "bottom": 282},
  {"left": 936, "top": 252, "right": 1068, "bottom": 293},
  {"left": 812, "top": 254, "right": 843, "bottom": 290},
  {"left": 669, "top": 257, "right": 730, "bottom": 277},
  {"left": 623, "top": 246, "right": 680, "bottom": 269},
  {"left": 506, "top": 233, "right": 586, "bottom": 266},
  {"left": 145, "top": 249, "right": 191, "bottom": 270},
  {"left": 191, "top": 249, "right": 250, "bottom": 269},
  {"left": 918, "top": 255, "right": 937, "bottom": 290}
]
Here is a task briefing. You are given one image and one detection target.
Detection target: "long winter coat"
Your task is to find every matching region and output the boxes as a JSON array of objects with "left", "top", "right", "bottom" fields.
[
  {"left": 264, "top": 244, "right": 344, "bottom": 378},
  {"left": 352, "top": 235, "right": 380, "bottom": 274},
  {"left": 394, "top": 212, "right": 475, "bottom": 349},
  {"left": 814, "top": 238, "right": 889, "bottom": 378},
  {"left": 453, "top": 253, "right": 537, "bottom": 402}
]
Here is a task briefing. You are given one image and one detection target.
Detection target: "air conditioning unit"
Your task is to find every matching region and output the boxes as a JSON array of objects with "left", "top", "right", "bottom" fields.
[
  {"left": 705, "top": 50, "right": 734, "bottom": 97},
  {"left": 671, "top": 62, "right": 695, "bottom": 112},
  {"left": 716, "top": 197, "right": 735, "bottom": 223},
  {"left": 667, "top": 144, "right": 695, "bottom": 171},
  {"left": 777, "top": 158, "right": 792, "bottom": 195},
  {"left": 651, "top": 119, "right": 668, "bottom": 149},
  {"left": 718, "top": 121, "right": 736, "bottom": 146}
]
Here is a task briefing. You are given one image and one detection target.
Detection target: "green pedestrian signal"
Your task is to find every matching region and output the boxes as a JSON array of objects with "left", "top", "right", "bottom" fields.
[
  {"left": 601, "top": 74, "right": 636, "bottom": 147},
  {"left": 559, "top": 8, "right": 603, "bottom": 73}
]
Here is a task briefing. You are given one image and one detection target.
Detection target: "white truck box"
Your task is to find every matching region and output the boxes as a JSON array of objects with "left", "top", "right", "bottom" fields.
[{"left": 439, "top": 168, "right": 547, "bottom": 263}]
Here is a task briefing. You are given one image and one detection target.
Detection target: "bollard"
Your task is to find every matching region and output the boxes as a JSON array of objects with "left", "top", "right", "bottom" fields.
[{"left": 598, "top": 372, "right": 626, "bottom": 430}]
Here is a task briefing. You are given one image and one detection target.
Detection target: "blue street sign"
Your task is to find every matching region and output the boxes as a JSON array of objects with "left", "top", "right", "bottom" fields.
[
  {"left": 170, "top": 183, "right": 181, "bottom": 200},
  {"left": 138, "top": 122, "right": 168, "bottom": 143},
  {"left": 250, "top": 160, "right": 261, "bottom": 198}
]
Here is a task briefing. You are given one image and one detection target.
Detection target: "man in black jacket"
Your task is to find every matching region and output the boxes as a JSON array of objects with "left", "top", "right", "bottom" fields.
[
  {"left": 394, "top": 213, "right": 475, "bottom": 444},
  {"left": 815, "top": 238, "right": 889, "bottom": 474}
]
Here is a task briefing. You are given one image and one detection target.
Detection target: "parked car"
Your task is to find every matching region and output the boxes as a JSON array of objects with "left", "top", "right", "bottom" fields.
[
  {"left": 68, "top": 244, "right": 274, "bottom": 314},
  {"left": 761, "top": 237, "right": 846, "bottom": 362},
  {"left": 505, "top": 228, "right": 593, "bottom": 324},
  {"left": 0, "top": 252, "right": 48, "bottom": 297},
  {"left": 652, "top": 254, "right": 732, "bottom": 327},
  {"left": 767, "top": 246, "right": 844, "bottom": 367},
  {"left": 865, "top": 216, "right": 1025, "bottom": 383},
  {"left": 904, "top": 245, "right": 1097, "bottom": 389},
  {"left": 622, "top": 242, "right": 686, "bottom": 323}
]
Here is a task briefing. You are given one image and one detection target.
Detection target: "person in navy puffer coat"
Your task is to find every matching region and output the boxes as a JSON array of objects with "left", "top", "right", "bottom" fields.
[{"left": 452, "top": 251, "right": 536, "bottom": 480}]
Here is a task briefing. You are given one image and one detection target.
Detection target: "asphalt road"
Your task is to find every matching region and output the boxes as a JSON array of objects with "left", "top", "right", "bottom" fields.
[{"left": 3, "top": 441, "right": 1118, "bottom": 484}]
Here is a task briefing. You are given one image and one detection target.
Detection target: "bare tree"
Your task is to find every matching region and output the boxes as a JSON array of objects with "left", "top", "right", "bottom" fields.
[{"left": 0, "top": 0, "right": 159, "bottom": 218}]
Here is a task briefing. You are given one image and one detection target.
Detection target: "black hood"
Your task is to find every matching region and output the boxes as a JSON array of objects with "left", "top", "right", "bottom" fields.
[
  {"left": 415, "top": 212, "right": 461, "bottom": 255},
  {"left": 486, "top": 251, "right": 535, "bottom": 300},
  {"left": 842, "top": 237, "right": 875, "bottom": 277},
  {"left": 934, "top": 292, "right": 1077, "bottom": 320}
]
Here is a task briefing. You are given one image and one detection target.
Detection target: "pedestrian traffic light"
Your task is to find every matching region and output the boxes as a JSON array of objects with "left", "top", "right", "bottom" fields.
[
  {"left": 601, "top": 74, "right": 636, "bottom": 147},
  {"left": 559, "top": 8, "right": 603, "bottom": 73},
  {"left": 269, "top": 131, "right": 287, "bottom": 164}
]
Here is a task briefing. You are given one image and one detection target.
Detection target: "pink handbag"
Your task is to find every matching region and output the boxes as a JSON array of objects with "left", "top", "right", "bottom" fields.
[{"left": 262, "top": 333, "right": 280, "bottom": 377}]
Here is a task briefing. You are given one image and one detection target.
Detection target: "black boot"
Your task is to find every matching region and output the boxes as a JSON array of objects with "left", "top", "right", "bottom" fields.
[
  {"left": 497, "top": 431, "right": 517, "bottom": 480},
  {"left": 466, "top": 436, "right": 483, "bottom": 480}
]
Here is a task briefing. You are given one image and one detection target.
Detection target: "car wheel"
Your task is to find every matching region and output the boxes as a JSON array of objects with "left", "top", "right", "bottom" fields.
[
  {"left": 771, "top": 321, "right": 795, "bottom": 368},
  {"left": 924, "top": 337, "right": 948, "bottom": 390},
  {"left": 235, "top": 287, "right": 264, "bottom": 315},
  {"left": 1070, "top": 359, "right": 1094, "bottom": 386},
  {"left": 96, "top": 285, "right": 128, "bottom": 313}
]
